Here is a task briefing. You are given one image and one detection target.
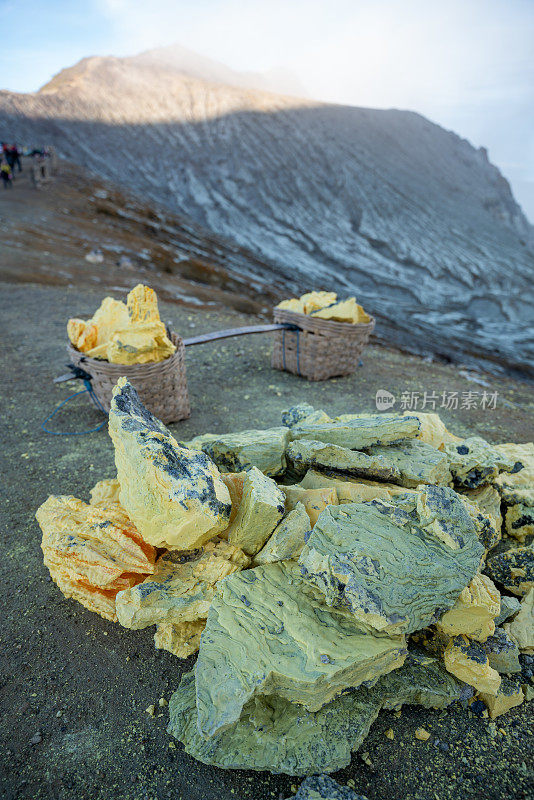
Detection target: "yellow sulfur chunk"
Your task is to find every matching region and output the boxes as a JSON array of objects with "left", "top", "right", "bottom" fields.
[
  {"left": 402, "top": 410, "right": 461, "bottom": 450},
  {"left": 462, "top": 485, "right": 502, "bottom": 535},
  {"left": 109, "top": 378, "right": 232, "bottom": 550},
  {"left": 219, "top": 468, "right": 285, "bottom": 555},
  {"left": 443, "top": 635, "right": 501, "bottom": 695},
  {"left": 415, "top": 728, "right": 431, "bottom": 741},
  {"left": 116, "top": 538, "right": 249, "bottom": 629},
  {"left": 276, "top": 298, "right": 306, "bottom": 314},
  {"left": 154, "top": 620, "right": 206, "bottom": 659},
  {"left": 494, "top": 442, "right": 534, "bottom": 507},
  {"left": 281, "top": 485, "right": 338, "bottom": 526},
  {"left": 311, "top": 297, "right": 369, "bottom": 324},
  {"left": 90, "top": 297, "right": 130, "bottom": 344},
  {"left": 253, "top": 503, "right": 311, "bottom": 565},
  {"left": 299, "top": 291, "right": 338, "bottom": 314},
  {"left": 89, "top": 478, "right": 122, "bottom": 508},
  {"left": 504, "top": 587, "right": 534, "bottom": 652},
  {"left": 479, "top": 680, "right": 524, "bottom": 719},
  {"left": 127, "top": 283, "right": 161, "bottom": 324},
  {"left": 438, "top": 574, "right": 500, "bottom": 642},
  {"left": 106, "top": 321, "right": 176, "bottom": 365},
  {"left": 36, "top": 495, "right": 157, "bottom": 622},
  {"left": 299, "top": 469, "right": 415, "bottom": 503}
]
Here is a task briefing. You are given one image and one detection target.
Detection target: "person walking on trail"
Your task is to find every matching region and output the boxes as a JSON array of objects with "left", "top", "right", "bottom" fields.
[
  {"left": 1, "top": 160, "right": 13, "bottom": 188},
  {"left": 10, "top": 145, "right": 22, "bottom": 172}
]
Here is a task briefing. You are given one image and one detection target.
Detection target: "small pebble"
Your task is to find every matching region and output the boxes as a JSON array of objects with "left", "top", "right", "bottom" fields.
[
  {"left": 385, "top": 728, "right": 394, "bottom": 740},
  {"left": 30, "top": 732, "right": 42, "bottom": 745},
  {"left": 145, "top": 704, "right": 156, "bottom": 717},
  {"left": 415, "top": 727, "right": 431, "bottom": 741},
  {"left": 158, "top": 698, "right": 167, "bottom": 707}
]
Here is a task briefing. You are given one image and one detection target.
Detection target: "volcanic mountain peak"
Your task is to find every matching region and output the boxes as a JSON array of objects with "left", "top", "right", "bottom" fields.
[{"left": 1, "top": 48, "right": 533, "bottom": 374}]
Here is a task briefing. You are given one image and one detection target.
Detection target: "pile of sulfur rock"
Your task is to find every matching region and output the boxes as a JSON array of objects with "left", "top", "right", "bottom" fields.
[
  {"left": 36, "top": 383, "right": 533, "bottom": 777},
  {"left": 67, "top": 284, "right": 176, "bottom": 364},
  {"left": 276, "top": 291, "right": 371, "bottom": 324}
]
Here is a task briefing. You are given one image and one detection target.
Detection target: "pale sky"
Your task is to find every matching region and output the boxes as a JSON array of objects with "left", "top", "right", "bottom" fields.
[{"left": 1, "top": 0, "right": 533, "bottom": 219}]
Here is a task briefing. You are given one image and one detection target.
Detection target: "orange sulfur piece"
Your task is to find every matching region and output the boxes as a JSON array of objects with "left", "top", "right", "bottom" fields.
[{"left": 36, "top": 495, "right": 157, "bottom": 622}]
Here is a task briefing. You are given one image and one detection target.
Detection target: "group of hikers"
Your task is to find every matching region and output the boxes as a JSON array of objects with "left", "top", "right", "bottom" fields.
[
  {"left": 1, "top": 143, "right": 55, "bottom": 188},
  {"left": 1, "top": 143, "right": 22, "bottom": 188}
]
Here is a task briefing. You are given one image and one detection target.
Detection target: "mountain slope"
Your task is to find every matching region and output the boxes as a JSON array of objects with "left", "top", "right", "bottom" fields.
[{"left": 1, "top": 51, "right": 533, "bottom": 374}]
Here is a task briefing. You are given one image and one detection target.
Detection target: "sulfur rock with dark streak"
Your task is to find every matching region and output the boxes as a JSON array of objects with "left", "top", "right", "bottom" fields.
[
  {"left": 194, "top": 560, "right": 406, "bottom": 738},
  {"left": 287, "top": 775, "right": 368, "bottom": 800},
  {"left": 115, "top": 538, "right": 250, "bottom": 630},
  {"left": 443, "top": 437, "right": 515, "bottom": 489},
  {"left": 298, "top": 486, "right": 483, "bottom": 635},
  {"left": 185, "top": 427, "right": 290, "bottom": 477},
  {"left": 218, "top": 467, "right": 285, "bottom": 555},
  {"left": 108, "top": 378, "right": 232, "bottom": 550},
  {"left": 443, "top": 635, "right": 501, "bottom": 695},
  {"left": 253, "top": 503, "right": 311, "bottom": 565},
  {"left": 168, "top": 653, "right": 463, "bottom": 775},
  {"left": 167, "top": 670, "right": 383, "bottom": 776},
  {"left": 479, "top": 675, "right": 524, "bottom": 719},
  {"left": 495, "top": 595, "right": 521, "bottom": 626},
  {"left": 378, "top": 651, "right": 463, "bottom": 710},
  {"left": 299, "top": 469, "right": 416, "bottom": 503},
  {"left": 493, "top": 442, "right": 534, "bottom": 506},
  {"left": 483, "top": 628, "right": 521, "bottom": 674},
  {"left": 286, "top": 439, "right": 451, "bottom": 487},
  {"left": 484, "top": 540, "right": 534, "bottom": 597},
  {"left": 281, "top": 403, "right": 328, "bottom": 428},
  {"left": 504, "top": 504, "right": 534, "bottom": 543},
  {"left": 288, "top": 413, "right": 420, "bottom": 450}
]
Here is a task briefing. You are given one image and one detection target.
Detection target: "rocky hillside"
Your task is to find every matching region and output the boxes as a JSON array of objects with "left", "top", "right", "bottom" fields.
[{"left": 1, "top": 49, "right": 533, "bottom": 375}]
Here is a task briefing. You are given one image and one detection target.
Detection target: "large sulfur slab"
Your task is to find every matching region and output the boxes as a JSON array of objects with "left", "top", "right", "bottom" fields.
[
  {"left": 493, "top": 442, "right": 534, "bottom": 506},
  {"left": 253, "top": 503, "right": 311, "bottom": 565},
  {"left": 363, "top": 441, "right": 452, "bottom": 488},
  {"left": 311, "top": 297, "right": 370, "bottom": 324},
  {"left": 168, "top": 670, "right": 382, "bottom": 776},
  {"left": 195, "top": 561, "right": 406, "bottom": 738},
  {"left": 185, "top": 428, "right": 290, "bottom": 477},
  {"left": 168, "top": 656, "right": 462, "bottom": 776},
  {"left": 289, "top": 414, "right": 420, "bottom": 449},
  {"left": 108, "top": 379, "right": 231, "bottom": 549},
  {"left": 443, "top": 636, "right": 501, "bottom": 695},
  {"left": 154, "top": 620, "right": 205, "bottom": 659},
  {"left": 437, "top": 574, "right": 500, "bottom": 642},
  {"left": 484, "top": 541, "right": 534, "bottom": 597},
  {"left": 504, "top": 504, "right": 534, "bottom": 542},
  {"left": 299, "top": 469, "right": 415, "bottom": 503},
  {"left": 299, "top": 487, "right": 483, "bottom": 635},
  {"left": 443, "top": 437, "right": 515, "bottom": 489},
  {"left": 115, "top": 538, "right": 250, "bottom": 629},
  {"left": 36, "top": 495, "right": 156, "bottom": 622},
  {"left": 219, "top": 467, "right": 285, "bottom": 555},
  {"left": 287, "top": 439, "right": 451, "bottom": 488}
]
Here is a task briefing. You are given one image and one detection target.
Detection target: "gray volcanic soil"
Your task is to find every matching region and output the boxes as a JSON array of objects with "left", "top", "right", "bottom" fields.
[
  {"left": 1, "top": 282, "right": 533, "bottom": 800},
  {"left": 2, "top": 50, "right": 534, "bottom": 375}
]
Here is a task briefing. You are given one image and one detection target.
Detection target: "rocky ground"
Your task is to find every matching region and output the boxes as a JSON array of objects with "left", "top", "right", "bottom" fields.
[{"left": 1, "top": 282, "right": 533, "bottom": 800}]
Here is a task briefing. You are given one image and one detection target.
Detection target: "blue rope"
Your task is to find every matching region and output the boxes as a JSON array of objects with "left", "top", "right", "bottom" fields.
[{"left": 41, "top": 378, "right": 107, "bottom": 436}]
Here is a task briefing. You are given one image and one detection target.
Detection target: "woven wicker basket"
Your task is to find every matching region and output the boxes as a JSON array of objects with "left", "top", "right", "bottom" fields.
[
  {"left": 271, "top": 308, "right": 375, "bottom": 381},
  {"left": 67, "top": 333, "right": 190, "bottom": 423}
]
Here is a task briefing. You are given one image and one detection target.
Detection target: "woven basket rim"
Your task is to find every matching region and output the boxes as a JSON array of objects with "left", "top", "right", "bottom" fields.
[
  {"left": 67, "top": 332, "right": 184, "bottom": 375},
  {"left": 273, "top": 307, "right": 375, "bottom": 336}
]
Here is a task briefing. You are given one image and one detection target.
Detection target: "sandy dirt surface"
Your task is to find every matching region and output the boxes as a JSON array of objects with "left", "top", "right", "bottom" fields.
[{"left": 0, "top": 282, "right": 533, "bottom": 800}]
